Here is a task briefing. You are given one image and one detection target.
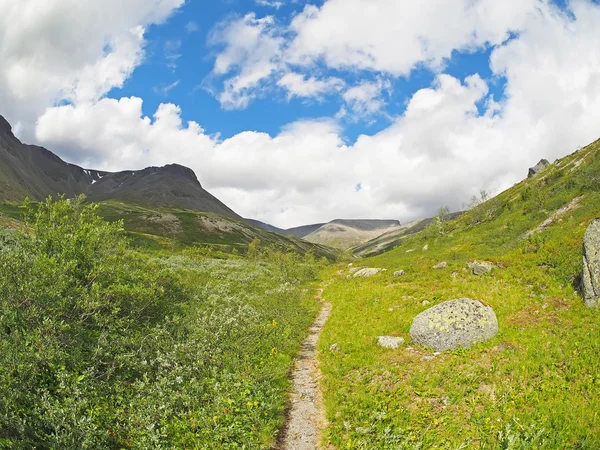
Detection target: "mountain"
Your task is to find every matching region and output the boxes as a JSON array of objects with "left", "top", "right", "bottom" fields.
[
  {"left": 0, "top": 115, "right": 239, "bottom": 219},
  {"left": 352, "top": 213, "right": 463, "bottom": 257},
  {"left": 303, "top": 219, "right": 402, "bottom": 249},
  {"left": 0, "top": 115, "right": 339, "bottom": 259},
  {"left": 284, "top": 223, "right": 325, "bottom": 238},
  {"left": 246, "top": 219, "right": 325, "bottom": 238}
]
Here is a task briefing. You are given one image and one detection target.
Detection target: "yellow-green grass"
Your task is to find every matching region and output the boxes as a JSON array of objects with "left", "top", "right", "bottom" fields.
[{"left": 319, "top": 140, "right": 600, "bottom": 448}]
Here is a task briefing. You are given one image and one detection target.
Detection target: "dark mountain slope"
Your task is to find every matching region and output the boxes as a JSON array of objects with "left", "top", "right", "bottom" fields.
[
  {"left": 0, "top": 115, "right": 240, "bottom": 219},
  {"left": 246, "top": 219, "right": 325, "bottom": 238}
]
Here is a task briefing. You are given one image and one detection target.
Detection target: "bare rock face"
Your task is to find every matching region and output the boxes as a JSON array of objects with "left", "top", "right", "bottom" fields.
[
  {"left": 583, "top": 219, "right": 600, "bottom": 308},
  {"left": 528, "top": 159, "right": 550, "bottom": 178},
  {"left": 410, "top": 298, "right": 498, "bottom": 352},
  {"left": 467, "top": 261, "right": 493, "bottom": 275},
  {"left": 353, "top": 268, "right": 384, "bottom": 278}
]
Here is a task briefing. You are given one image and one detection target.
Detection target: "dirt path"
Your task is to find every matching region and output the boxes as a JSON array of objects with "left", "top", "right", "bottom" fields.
[{"left": 278, "top": 287, "right": 331, "bottom": 450}]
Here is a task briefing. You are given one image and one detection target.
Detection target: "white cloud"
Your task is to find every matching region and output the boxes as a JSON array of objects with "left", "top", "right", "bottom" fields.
[
  {"left": 164, "top": 39, "right": 182, "bottom": 70},
  {"left": 0, "top": 0, "right": 184, "bottom": 135},
  {"left": 185, "top": 21, "right": 199, "bottom": 33},
  {"left": 208, "top": 0, "right": 540, "bottom": 109},
  {"left": 208, "top": 13, "right": 284, "bottom": 109},
  {"left": 277, "top": 73, "right": 345, "bottom": 99},
  {"left": 153, "top": 80, "right": 180, "bottom": 97},
  {"left": 342, "top": 78, "right": 391, "bottom": 116},
  {"left": 256, "top": 0, "right": 284, "bottom": 9}
]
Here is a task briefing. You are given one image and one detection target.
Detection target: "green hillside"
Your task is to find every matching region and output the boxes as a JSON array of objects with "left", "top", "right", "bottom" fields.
[
  {"left": 318, "top": 139, "right": 600, "bottom": 448},
  {"left": 0, "top": 200, "right": 338, "bottom": 260},
  {"left": 0, "top": 196, "right": 327, "bottom": 448}
]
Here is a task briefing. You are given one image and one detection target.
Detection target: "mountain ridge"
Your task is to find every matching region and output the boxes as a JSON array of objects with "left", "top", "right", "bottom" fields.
[{"left": 0, "top": 115, "right": 240, "bottom": 219}]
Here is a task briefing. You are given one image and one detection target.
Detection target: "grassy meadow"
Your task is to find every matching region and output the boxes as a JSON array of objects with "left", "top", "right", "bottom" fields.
[
  {"left": 0, "top": 197, "right": 324, "bottom": 449},
  {"left": 318, "top": 140, "right": 600, "bottom": 448}
]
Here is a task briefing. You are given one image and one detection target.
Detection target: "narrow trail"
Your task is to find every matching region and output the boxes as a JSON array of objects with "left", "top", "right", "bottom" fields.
[{"left": 278, "top": 286, "right": 332, "bottom": 450}]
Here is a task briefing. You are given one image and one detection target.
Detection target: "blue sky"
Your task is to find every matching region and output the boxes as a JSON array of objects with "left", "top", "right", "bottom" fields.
[
  {"left": 4, "top": 0, "right": 600, "bottom": 227},
  {"left": 109, "top": 0, "right": 505, "bottom": 142}
]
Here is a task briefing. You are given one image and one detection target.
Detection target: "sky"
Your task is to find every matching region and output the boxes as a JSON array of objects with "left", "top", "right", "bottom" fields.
[{"left": 1, "top": 0, "right": 600, "bottom": 228}]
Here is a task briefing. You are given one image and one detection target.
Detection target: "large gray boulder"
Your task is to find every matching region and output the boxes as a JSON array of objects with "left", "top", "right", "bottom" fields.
[
  {"left": 410, "top": 298, "right": 498, "bottom": 352},
  {"left": 583, "top": 219, "right": 600, "bottom": 307},
  {"left": 528, "top": 159, "right": 550, "bottom": 178},
  {"left": 353, "top": 268, "right": 384, "bottom": 278}
]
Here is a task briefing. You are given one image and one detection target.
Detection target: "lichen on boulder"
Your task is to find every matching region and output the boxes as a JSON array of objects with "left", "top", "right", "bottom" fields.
[
  {"left": 583, "top": 219, "right": 600, "bottom": 308},
  {"left": 410, "top": 298, "right": 498, "bottom": 352}
]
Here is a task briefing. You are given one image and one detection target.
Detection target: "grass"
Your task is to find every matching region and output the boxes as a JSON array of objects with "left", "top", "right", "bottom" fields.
[
  {"left": 0, "top": 197, "right": 325, "bottom": 448},
  {"left": 318, "top": 139, "right": 600, "bottom": 448}
]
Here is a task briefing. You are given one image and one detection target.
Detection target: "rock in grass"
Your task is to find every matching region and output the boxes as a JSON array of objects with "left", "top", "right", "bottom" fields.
[
  {"left": 353, "top": 268, "right": 384, "bottom": 278},
  {"left": 583, "top": 219, "right": 600, "bottom": 308},
  {"left": 377, "top": 336, "right": 405, "bottom": 349},
  {"left": 349, "top": 267, "right": 362, "bottom": 274},
  {"left": 432, "top": 261, "right": 448, "bottom": 269},
  {"left": 410, "top": 298, "right": 498, "bottom": 352},
  {"left": 528, "top": 159, "right": 550, "bottom": 178},
  {"left": 393, "top": 270, "right": 406, "bottom": 277},
  {"left": 467, "top": 260, "right": 493, "bottom": 275}
]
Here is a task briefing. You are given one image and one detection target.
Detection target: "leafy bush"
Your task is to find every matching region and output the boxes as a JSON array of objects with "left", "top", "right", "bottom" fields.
[{"left": 0, "top": 196, "right": 321, "bottom": 449}]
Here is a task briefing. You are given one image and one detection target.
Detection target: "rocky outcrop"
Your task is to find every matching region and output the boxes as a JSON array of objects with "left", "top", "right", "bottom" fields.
[
  {"left": 467, "top": 261, "right": 493, "bottom": 275},
  {"left": 410, "top": 298, "right": 498, "bottom": 352},
  {"left": 583, "top": 219, "right": 600, "bottom": 307},
  {"left": 528, "top": 159, "right": 550, "bottom": 178},
  {"left": 353, "top": 268, "right": 384, "bottom": 278}
]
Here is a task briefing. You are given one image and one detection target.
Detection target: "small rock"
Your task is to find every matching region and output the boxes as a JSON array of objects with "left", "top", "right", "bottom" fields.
[
  {"left": 377, "top": 336, "right": 405, "bottom": 349},
  {"left": 451, "top": 271, "right": 458, "bottom": 278},
  {"left": 348, "top": 263, "right": 353, "bottom": 267},
  {"left": 410, "top": 298, "right": 499, "bottom": 352},
  {"left": 541, "top": 303, "right": 548, "bottom": 310},
  {"left": 432, "top": 262, "right": 448, "bottom": 269},
  {"left": 421, "top": 356, "right": 435, "bottom": 361},
  {"left": 422, "top": 300, "right": 431, "bottom": 306},
  {"left": 433, "top": 352, "right": 441, "bottom": 356},
  {"left": 423, "top": 244, "right": 429, "bottom": 251},
  {"left": 329, "top": 343, "right": 340, "bottom": 352},
  {"left": 406, "top": 347, "right": 414, "bottom": 351},
  {"left": 467, "top": 260, "right": 493, "bottom": 275},
  {"left": 406, "top": 249, "right": 415, "bottom": 253},
  {"left": 393, "top": 270, "right": 406, "bottom": 277},
  {"left": 349, "top": 267, "right": 362, "bottom": 274},
  {"left": 353, "top": 268, "right": 384, "bottom": 278}
]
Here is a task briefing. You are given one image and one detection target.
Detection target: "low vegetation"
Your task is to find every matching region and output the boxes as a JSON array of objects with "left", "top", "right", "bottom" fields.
[
  {"left": 319, "top": 139, "right": 600, "bottom": 448},
  {"left": 0, "top": 196, "right": 323, "bottom": 449}
]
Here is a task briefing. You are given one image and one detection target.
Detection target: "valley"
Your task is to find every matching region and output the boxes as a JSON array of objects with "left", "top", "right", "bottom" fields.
[{"left": 1, "top": 115, "right": 600, "bottom": 449}]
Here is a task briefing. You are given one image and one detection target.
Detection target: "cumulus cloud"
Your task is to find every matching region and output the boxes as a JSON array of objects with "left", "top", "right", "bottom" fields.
[
  {"left": 207, "top": 0, "right": 540, "bottom": 109},
  {"left": 208, "top": 13, "right": 284, "bottom": 109},
  {"left": 277, "top": 73, "right": 345, "bottom": 99},
  {"left": 342, "top": 78, "right": 392, "bottom": 117},
  {"left": 0, "top": 0, "right": 184, "bottom": 136}
]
